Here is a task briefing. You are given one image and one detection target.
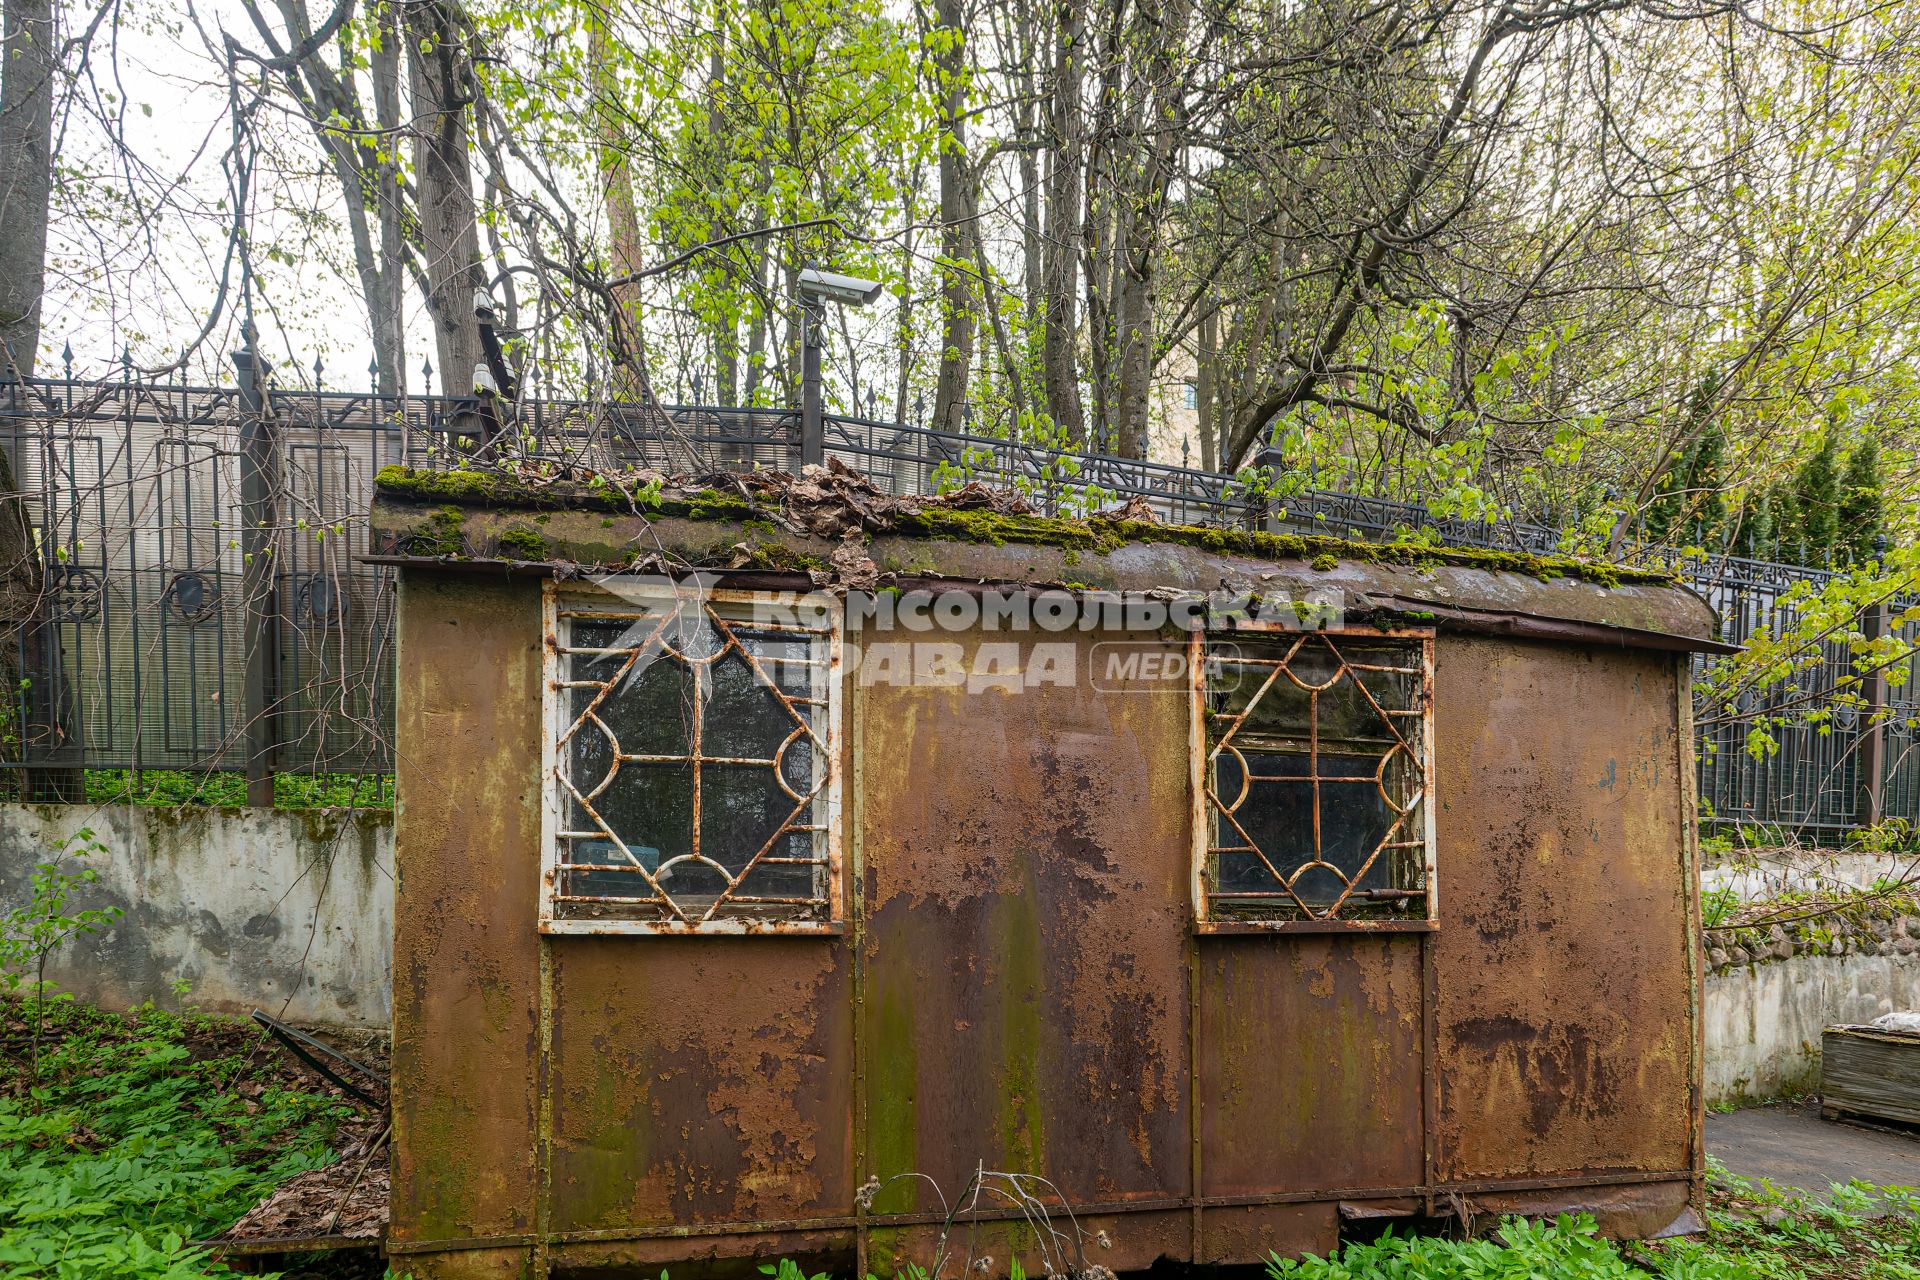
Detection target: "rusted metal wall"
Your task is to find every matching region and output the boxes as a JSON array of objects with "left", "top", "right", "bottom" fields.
[
  {"left": 389, "top": 575, "right": 544, "bottom": 1277},
  {"left": 1431, "top": 637, "right": 1697, "bottom": 1236},
  {"left": 856, "top": 629, "right": 1193, "bottom": 1275},
  {"left": 387, "top": 578, "right": 1702, "bottom": 1278}
]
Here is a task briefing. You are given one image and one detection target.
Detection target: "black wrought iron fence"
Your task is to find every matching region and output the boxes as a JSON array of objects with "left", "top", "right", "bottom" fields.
[{"left": 0, "top": 366, "right": 1910, "bottom": 836}]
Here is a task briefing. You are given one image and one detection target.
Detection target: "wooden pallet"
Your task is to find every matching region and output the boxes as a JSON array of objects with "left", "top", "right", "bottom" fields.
[{"left": 1821, "top": 1026, "right": 1920, "bottom": 1127}]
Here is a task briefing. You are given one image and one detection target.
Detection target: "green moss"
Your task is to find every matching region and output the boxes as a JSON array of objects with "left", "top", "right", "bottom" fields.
[
  {"left": 997, "top": 875, "right": 1046, "bottom": 1175},
  {"left": 403, "top": 505, "right": 467, "bottom": 557},
  {"left": 867, "top": 980, "right": 919, "bottom": 1215},
  {"left": 375, "top": 466, "right": 757, "bottom": 521},
  {"left": 373, "top": 465, "right": 1666, "bottom": 586},
  {"left": 679, "top": 489, "right": 758, "bottom": 520},
  {"left": 737, "top": 541, "right": 829, "bottom": 573},
  {"left": 494, "top": 526, "right": 550, "bottom": 560},
  {"left": 375, "top": 464, "right": 501, "bottom": 504}
]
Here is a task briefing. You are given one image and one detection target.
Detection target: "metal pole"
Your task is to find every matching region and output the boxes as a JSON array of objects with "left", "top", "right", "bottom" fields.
[
  {"left": 1859, "top": 597, "right": 1888, "bottom": 829},
  {"left": 1255, "top": 435, "right": 1285, "bottom": 535},
  {"left": 800, "top": 298, "right": 824, "bottom": 469},
  {"left": 234, "top": 344, "right": 280, "bottom": 807}
]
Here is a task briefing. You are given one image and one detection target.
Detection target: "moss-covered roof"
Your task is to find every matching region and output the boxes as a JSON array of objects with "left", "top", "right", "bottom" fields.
[
  {"left": 368, "top": 465, "right": 1725, "bottom": 651},
  {"left": 373, "top": 465, "right": 1667, "bottom": 585}
]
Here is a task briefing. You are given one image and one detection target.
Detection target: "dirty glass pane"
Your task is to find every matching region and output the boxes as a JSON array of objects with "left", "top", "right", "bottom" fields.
[
  {"left": 1202, "top": 633, "right": 1427, "bottom": 922},
  {"left": 1213, "top": 751, "right": 1395, "bottom": 902},
  {"left": 550, "top": 597, "right": 833, "bottom": 928},
  {"left": 582, "top": 760, "right": 693, "bottom": 864},
  {"left": 1210, "top": 638, "right": 1398, "bottom": 744},
  {"left": 704, "top": 650, "right": 797, "bottom": 760}
]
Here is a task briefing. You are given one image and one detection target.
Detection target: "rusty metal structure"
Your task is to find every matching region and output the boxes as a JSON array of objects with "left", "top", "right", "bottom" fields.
[{"left": 371, "top": 471, "right": 1725, "bottom": 1278}]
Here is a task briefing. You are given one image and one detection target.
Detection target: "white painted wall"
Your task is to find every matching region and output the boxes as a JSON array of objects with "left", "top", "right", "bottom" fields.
[
  {"left": 1705, "top": 851, "right": 1920, "bottom": 900},
  {"left": 0, "top": 803, "right": 392, "bottom": 1030},
  {"left": 1705, "top": 953, "right": 1920, "bottom": 1105},
  {"left": 0, "top": 799, "right": 1914, "bottom": 1095}
]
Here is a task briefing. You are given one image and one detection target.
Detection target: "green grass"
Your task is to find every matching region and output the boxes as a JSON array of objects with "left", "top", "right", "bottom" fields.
[
  {"left": 1269, "top": 1157, "right": 1920, "bottom": 1279},
  {"left": 4, "top": 997, "right": 1917, "bottom": 1280},
  {"left": 81, "top": 770, "right": 393, "bottom": 810},
  {"left": 1269, "top": 1213, "right": 1715, "bottom": 1278},
  {"left": 0, "top": 997, "right": 359, "bottom": 1278}
]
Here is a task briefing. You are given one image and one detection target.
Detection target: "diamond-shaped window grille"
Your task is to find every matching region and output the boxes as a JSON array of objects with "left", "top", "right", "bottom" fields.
[
  {"left": 545, "top": 592, "right": 836, "bottom": 932},
  {"left": 1200, "top": 631, "right": 1431, "bottom": 923}
]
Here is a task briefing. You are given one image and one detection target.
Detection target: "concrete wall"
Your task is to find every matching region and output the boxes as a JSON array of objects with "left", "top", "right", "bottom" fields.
[
  {"left": 0, "top": 802, "right": 392, "bottom": 1030},
  {"left": 1705, "top": 850, "right": 1920, "bottom": 900},
  {"left": 1, "top": 794, "right": 1914, "bottom": 1106},
  {"left": 1706, "top": 951, "right": 1920, "bottom": 1105}
]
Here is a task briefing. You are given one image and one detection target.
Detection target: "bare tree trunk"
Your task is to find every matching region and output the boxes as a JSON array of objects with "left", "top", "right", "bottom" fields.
[
  {"left": 240, "top": 0, "right": 412, "bottom": 397},
  {"left": 0, "top": 0, "right": 54, "bottom": 379},
  {"left": 744, "top": 214, "right": 770, "bottom": 405},
  {"left": 370, "top": 2, "right": 407, "bottom": 396},
  {"left": 0, "top": 0, "right": 78, "bottom": 799},
  {"left": 929, "top": 0, "right": 974, "bottom": 436},
  {"left": 1039, "top": 0, "right": 1085, "bottom": 441},
  {"left": 407, "top": 0, "right": 484, "bottom": 397},
  {"left": 707, "top": 21, "right": 738, "bottom": 406},
  {"left": 895, "top": 159, "right": 919, "bottom": 425},
  {"left": 1197, "top": 306, "right": 1218, "bottom": 473},
  {"left": 589, "top": 5, "right": 648, "bottom": 396}
]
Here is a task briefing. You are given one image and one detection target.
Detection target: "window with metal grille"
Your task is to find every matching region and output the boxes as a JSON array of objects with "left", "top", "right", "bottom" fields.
[
  {"left": 541, "top": 584, "right": 840, "bottom": 934},
  {"left": 1194, "top": 630, "right": 1432, "bottom": 929}
]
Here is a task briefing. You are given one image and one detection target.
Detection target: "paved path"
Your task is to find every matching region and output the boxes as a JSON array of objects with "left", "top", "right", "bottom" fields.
[{"left": 1708, "top": 1104, "right": 1920, "bottom": 1197}]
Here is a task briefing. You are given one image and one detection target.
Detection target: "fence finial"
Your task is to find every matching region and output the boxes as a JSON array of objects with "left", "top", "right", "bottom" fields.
[
  {"left": 421, "top": 356, "right": 433, "bottom": 395},
  {"left": 61, "top": 342, "right": 72, "bottom": 380}
]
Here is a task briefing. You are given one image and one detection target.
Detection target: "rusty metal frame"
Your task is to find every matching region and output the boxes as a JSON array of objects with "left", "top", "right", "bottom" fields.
[
  {"left": 384, "top": 1168, "right": 1701, "bottom": 1258},
  {"left": 539, "top": 578, "right": 845, "bottom": 935},
  {"left": 1190, "top": 626, "right": 1435, "bottom": 932}
]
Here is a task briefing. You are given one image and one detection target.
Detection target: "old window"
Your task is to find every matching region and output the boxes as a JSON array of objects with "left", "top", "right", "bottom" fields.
[
  {"left": 1194, "top": 630, "right": 1432, "bottom": 930},
  {"left": 541, "top": 584, "right": 840, "bottom": 934}
]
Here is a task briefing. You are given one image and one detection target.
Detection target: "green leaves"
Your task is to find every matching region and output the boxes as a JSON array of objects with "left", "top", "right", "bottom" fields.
[
  {"left": 0, "top": 1002, "right": 351, "bottom": 1280},
  {"left": 1264, "top": 1213, "right": 1758, "bottom": 1280}
]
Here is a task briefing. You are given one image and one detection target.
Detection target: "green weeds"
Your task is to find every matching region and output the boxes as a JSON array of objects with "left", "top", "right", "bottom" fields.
[
  {"left": 0, "top": 999, "right": 356, "bottom": 1278},
  {"left": 1264, "top": 1158, "right": 1920, "bottom": 1280},
  {"left": 81, "top": 770, "right": 392, "bottom": 810}
]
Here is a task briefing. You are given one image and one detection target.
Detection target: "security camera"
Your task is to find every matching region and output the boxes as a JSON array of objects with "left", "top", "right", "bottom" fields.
[{"left": 799, "top": 267, "right": 883, "bottom": 307}]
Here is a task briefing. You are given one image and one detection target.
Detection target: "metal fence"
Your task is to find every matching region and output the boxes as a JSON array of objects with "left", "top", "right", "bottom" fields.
[{"left": 0, "top": 366, "right": 1912, "bottom": 835}]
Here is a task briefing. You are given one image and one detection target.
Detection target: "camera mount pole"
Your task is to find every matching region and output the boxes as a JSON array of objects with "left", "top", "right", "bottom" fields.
[{"left": 800, "top": 293, "right": 825, "bottom": 469}]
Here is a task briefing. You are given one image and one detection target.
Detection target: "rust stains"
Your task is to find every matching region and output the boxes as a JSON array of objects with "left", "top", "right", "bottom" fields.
[
  {"left": 1433, "top": 639, "right": 1692, "bottom": 1179},
  {"left": 1199, "top": 935, "right": 1424, "bottom": 1197},
  {"left": 387, "top": 563, "right": 1704, "bottom": 1275},
  {"left": 548, "top": 937, "right": 853, "bottom": 1232},
  {"left": 858, "top": 630, "right": 1190, "bottom": 1212},
  {"left": 389, "top": 577, "right": 545, "bottom": 1244}
]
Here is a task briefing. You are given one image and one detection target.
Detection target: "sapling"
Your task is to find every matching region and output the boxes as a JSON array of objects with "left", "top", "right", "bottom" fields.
[{"left": 0, "top": 825, "right": 123, "bottom": 1082}]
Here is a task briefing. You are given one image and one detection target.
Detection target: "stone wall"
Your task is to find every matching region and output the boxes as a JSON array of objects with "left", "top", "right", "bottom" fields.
[
  {"left": 1704, "top": 912, "right": 1920, "bottom": 1104},
  {"left": 0, "top": 803, "right": 392, "bottom": 1030}
]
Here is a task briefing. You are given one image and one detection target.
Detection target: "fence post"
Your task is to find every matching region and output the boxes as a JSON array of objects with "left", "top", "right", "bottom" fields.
[
  {"left": 1859, "top": 598, "right": 1888, "bottom": 829},
  {"left": 233, "top": 344, "right": 280, "bottom": 807}
]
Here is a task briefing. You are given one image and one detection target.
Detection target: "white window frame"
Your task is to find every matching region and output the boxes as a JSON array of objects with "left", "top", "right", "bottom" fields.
[
  {"left": 1188, "top": 624, "right": 1436, "bottom": 933},
  {"left": 539, "top": 579, "right": 844, "bottom": 936}
]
